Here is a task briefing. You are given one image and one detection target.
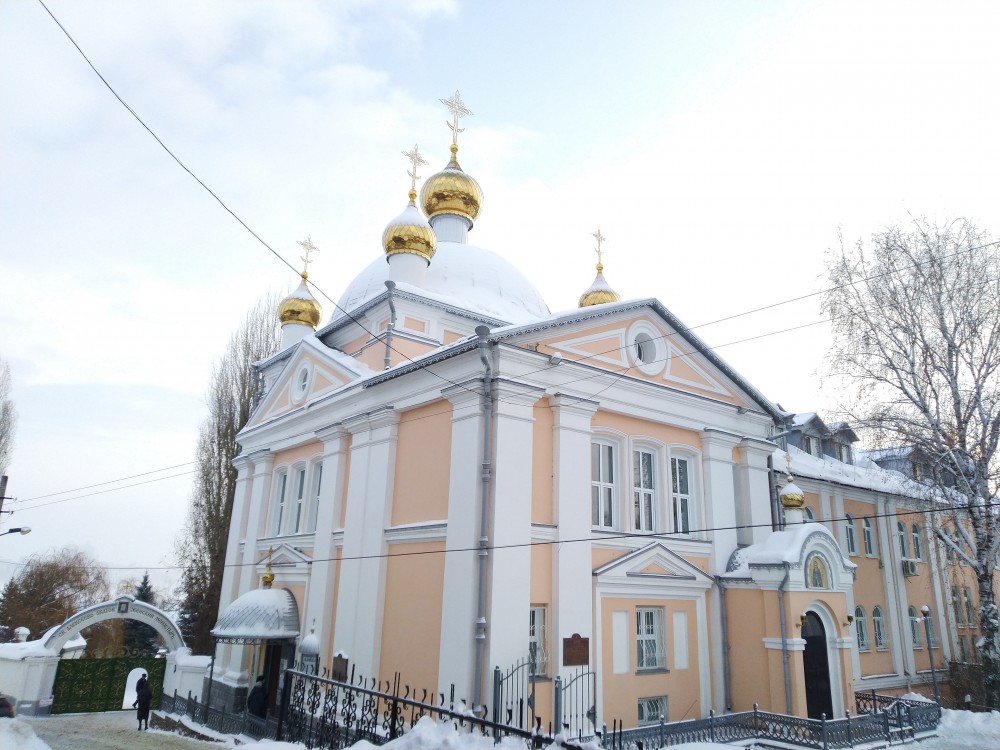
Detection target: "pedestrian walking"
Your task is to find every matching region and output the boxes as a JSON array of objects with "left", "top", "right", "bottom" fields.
[{"left": 132, "top": 673, "right": 152, "bottom": 730}]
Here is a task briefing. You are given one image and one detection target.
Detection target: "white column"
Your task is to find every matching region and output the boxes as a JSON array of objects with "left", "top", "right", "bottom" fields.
[
  {"left": 219, "top": 455, "right": 254, "bottom": 614},
  {"left": 737, "top": 439, "right": 774, "bottom": 545},
  {"left": 485, "top": 381, "right": 544, "bottom": 679},
  {"left": 437, "top": 386, "right": 485, "bottom": 697},
  {"left": 303, "top": 426, "right": 349, "bottom": 670},
  {"left": 333, "top": 407, "right": 399, "bottom": 679},
  {"left": 550, "top": 394, "right": 599, "bottom": 676},
  {"left": 876, "top": 497, "right": 907, "bottom": 676}
]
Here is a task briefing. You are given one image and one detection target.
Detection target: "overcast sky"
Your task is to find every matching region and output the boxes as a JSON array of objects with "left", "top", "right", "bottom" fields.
[{"left": 1, "top": 0, "right": 999, "bottom": 604}]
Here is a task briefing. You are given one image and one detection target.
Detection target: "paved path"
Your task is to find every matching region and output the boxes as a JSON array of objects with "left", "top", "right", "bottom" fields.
[{"left": 24, "top": 710, "right": 225, "bottom": 749}]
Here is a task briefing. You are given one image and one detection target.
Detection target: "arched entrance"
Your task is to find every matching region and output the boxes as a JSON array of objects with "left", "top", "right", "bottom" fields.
[
  {"left": 43, "top": 596, "right": 186, "bottom": 714},
  {"left": 802, "top": 611, "right": 833, "bottom": 719}
]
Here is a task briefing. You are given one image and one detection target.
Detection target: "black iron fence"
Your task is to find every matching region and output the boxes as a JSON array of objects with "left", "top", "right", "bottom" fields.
[{"left": 160, "top": 689, "right": 280, "bottom": 742}]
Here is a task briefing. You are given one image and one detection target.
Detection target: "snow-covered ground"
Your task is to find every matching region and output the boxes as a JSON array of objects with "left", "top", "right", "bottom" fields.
[{"left": 5, "top": 707, "right": 999, "bottom": 750}]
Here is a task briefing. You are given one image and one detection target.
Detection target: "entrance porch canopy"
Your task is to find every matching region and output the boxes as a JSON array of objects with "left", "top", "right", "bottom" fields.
[{"left": 211, "top": 588, "right": 300, "bottom": 645}]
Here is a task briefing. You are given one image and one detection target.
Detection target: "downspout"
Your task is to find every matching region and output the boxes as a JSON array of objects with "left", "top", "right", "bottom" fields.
[
  {"left": 716, "top": 576, "right": 733, "bottom": 711},
  {"left": 767, "top": 455, "right": 780, "bottom": 530},
  {"left": 778, "top": 563, "right": 792, "bottom": 714},
  {"left": 383, "top": 281, "right": 396, "bottom": 371},
  {"left": 473, "top": 325, "right": 494, "bottom": 710}
]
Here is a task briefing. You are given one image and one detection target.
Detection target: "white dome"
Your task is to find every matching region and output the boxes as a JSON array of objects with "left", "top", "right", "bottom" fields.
[{"left": 332, "top": 241, "right": 550, "bottom": 325}]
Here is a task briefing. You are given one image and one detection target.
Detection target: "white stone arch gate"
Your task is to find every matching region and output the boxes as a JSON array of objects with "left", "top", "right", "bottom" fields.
[{"left": 0, "top": 595, "right": 193, "bottom": 715}]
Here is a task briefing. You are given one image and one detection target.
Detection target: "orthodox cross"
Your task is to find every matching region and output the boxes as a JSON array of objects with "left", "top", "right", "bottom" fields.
[
  {"left": 297, "top": 235, "right": 319, "bottom": 277},
  {"left": 592, "top": 228, "right": 607, "bottom": 266},
  {"left": 441, "top": 90, "right": 472, "bottom": 146},
  {"left": 402, "top": 144, "right": 428, "bottom": 193}
]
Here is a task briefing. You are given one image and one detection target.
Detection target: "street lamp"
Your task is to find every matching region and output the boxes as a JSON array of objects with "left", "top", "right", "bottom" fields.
[
  {"left": 921, "top": 604, "right": 941, "bottom": 705},
  {"left": 0, "top": 527, "right": 30, "bottom": 537}
]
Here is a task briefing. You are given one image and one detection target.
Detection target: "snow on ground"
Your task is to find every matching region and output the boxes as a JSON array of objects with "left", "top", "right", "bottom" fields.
[
  {"left": 1, "top": 718, "right": 53, "bottom": 750},
  {"left": 914, "top": 707, "right": 1000, "bottom": 749}
]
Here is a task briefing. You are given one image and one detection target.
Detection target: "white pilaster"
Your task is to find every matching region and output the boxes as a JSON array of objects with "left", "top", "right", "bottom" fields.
[
  {"left": 736, "top": 439, "right": 774, "bottom": 545},
  {"left": 550, "top": 394, "right": 599, "bottom": 676},
  {"left": 333, "top": 407, "right": 399, "bottom": 679}
]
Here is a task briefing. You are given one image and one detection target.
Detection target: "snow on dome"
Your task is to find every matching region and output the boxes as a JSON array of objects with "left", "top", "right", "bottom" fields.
[
  {"left": 212, "top": 587, "right": 300, "bottom": 642},
  {"left": 299, "top": 630, "right": 321, "bottom": 656},
  {"left": 333, "top": 241, "right": 550, "bottom": 325}
]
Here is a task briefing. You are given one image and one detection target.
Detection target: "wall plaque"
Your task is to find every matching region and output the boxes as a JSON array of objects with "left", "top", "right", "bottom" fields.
[{"left": 563, "top": 633, "right": 589, "bottom": 666}]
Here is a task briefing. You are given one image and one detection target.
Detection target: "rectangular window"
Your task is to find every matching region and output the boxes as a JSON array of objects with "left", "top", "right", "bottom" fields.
[
  {"left": 873, "top": 608, "right": 888, "bottom": 650},
  {"left": 633, "top": 450, "right": 655, "bottom": 532},
  {"left": 964, "top": 588, "right": 976, "bottom": 628},
  {"left": 953, "top": 586, "right": 965, "bottom": 627},
  {"left": 837, "top": 443, "right": 852, "bottom": 463},
  {"left": 637, "top": 696, "right": 667, "bottom": 725},
  {"left": 292, "top": 468, "right": 306, "bottom": 533},
  {"left": 671, "top": 457, "right": 691, "bottom": 535},
  {"left": 863, "top": 517, "right": 875, "bottom": 556},
  {"left": 845, "top": 515, "right": 858, "bottom": 556},
  {"left": 802, "top": 436, "right": 821, "bottom": 457},
  {"left": 959, "top": 636, "right": 969, "bottom": 662},
  {"left": 636, "top": 607, "right": 665, "bottom": 670},
  {"left": 592, "top": 443, "right": 616, "bottom": 528},
  {"left": 308, "top": 463, "right": 323, "bottom": 533},
  {"left": 528, "top": 606, "right": 549, "bottom": 676},
  {"left": 272, "top": 472, "right": 288, "bottom": 534}
]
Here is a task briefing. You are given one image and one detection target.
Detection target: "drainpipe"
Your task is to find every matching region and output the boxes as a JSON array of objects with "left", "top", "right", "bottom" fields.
[
  {"left": 778, "top": 563, "right": 792, "bottom": 714},
  {"left": 383, "top": 281, "right": 396, "bottom": 371},
  {"left": 716, "top": 576, "right": 733, "bottom": 711},
  {"left": 473, "top": 325, "right": 494, "bottom": 710},
  {"left": 767, "top": 455, "right": 780, "bottom": 531}
]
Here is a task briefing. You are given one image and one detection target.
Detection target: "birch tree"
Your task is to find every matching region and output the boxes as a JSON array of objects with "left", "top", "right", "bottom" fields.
[
  {"left": 176, "top": 296, "right": 280, "bottom": 654},
  {"left": 0, "top": 356, "right": 16, "bottom": 475},
  {"left": 824, "top": 217, "right": 1000, "bottom": 700}
]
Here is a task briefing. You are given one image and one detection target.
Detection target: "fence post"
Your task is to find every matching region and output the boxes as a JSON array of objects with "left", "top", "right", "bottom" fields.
[
  {"left": 871, "top": 689, "right": 876, "bottom": 713},
  {"left": 493, "top": 667, "right": 502, "bottom": 741},
  {"left": 658, "top": 714, "right": 664, "bottom": 750},
  {"left": 754, "top": 703, "right": 760, "bottom": 739},
  {"left": 554, "top": 676, "right": 562, "bottom": 735},
  {"left": 821, "top": 713, "right": 827, "bottom": 750},
  {"left": 882, "top": 706, "right": 890, "bottom": 743},
  {"left": 845, "top": 709, "right": 853, "bottom": 748},
  {"left": 709, "top": 709, "right": 715, "bottom": 743},
  {"left": 601, "top": 723, "right": 607, "bottom": 749}
]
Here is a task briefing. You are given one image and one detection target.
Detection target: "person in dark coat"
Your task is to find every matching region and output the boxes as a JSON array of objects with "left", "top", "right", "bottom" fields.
[
  {"left": 132, "top": 674, "right": 152, "bottom": 730},
  {"left": 247, "top": 675, "right": 267, "bottom": 718}
]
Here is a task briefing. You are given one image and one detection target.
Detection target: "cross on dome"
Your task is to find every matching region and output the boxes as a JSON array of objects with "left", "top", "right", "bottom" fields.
[
  {"left": 297, "top": 235, "right": 319, "bottom": 278},
  {"left": 592, "top": 228, "right": 607, "bottom": 267},
  {"left": 402, "top": 144, "right": 429, "bottom": 195},
  {"left": 441, "top": 90, "right": 473, "bottom": 146}
]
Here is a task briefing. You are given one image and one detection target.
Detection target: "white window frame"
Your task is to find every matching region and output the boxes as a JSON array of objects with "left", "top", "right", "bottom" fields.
[
  {"left": 845, "top": 514, "right": 858, "bottom": 556},
  {"left": 637, "top": 695, "right": 668, "bottom": 725},
  {"left": 896, "top": 521, "right": 909, "bottom": 558},
  {"left": 529, "top": 606, "right": 549, "bottom": 676},
  {"left": 964, "top": 588, "right": 976, "bottom": 628},
  {"left": 670, "top": 454, "right": 693, "bottom": 536},
  {"left": 272, "top": 471, "right": 288, "bottom": 535},
  {"left": 872, "top": 606, "right": 888, "bottom": 651},
  {"left": 855, "top": 606, "right": 870, "bottom": 651},
  {"left": 911, "top": 524, "right": 923, "bottom": 560},
  {"left": 307, "top": 461, "right": 323, "bottom": 533},
  {"left": 909, "top": 606, "right": 923, "bottom": 648},
  {"left": 952, "top": 586, "right": 965, "bottom": 627},
  {"left": 863, "top": 517, "right": 876, "bottom": 556},
  {"left": 292, "top": 466, "right": 306, "bottom": 534},
  {"left": 836, "top": 443, "right": 852, "bottom": 463},
  {"left": 636, "top": 607, "right": 666, "bottom": 671},
  {"left": 802, "top": 435, "right": 821, "bottom": 457},
  {"left": 592, "top": 441, "right": 618, "bottom": 529},
  {"left": 632, "top": 447, "right": 657, "bottom": 532},
  {"left": 803, "top": 506, "right": 815, "bottom": 521}
]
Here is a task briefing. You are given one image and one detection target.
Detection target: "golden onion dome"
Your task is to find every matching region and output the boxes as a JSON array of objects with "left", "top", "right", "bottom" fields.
[
  {"left": 278, "top": 273, "right": 322, "bottom": 329},
  {"left": 579, "top": 263, "right": 622, "bottom": 307},
  {"left": 382, "top": 190, "right": 437, "bottom": 262},
  {"left": 779, "top": 475, "right": 805, "bottom": 509},
  {"left": 419, "top": 144, "right": 483, "bottom": 222}
]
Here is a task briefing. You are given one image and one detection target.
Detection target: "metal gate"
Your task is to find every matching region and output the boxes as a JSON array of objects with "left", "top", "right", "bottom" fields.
[
  {"left": 52, "top": 656, "right": 165, "bottom": 713},
  {"left": 492, "top": 657, "right": 538, "bottom": 730},
  {"left": 555, "top": 667, "right": 596, "bottom": 740}
]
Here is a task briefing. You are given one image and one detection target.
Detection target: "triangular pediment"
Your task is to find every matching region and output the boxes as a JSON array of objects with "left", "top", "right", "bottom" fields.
[
  {"left": 593, "top": 541, "right": 713, "bottom": 585},
  {"left": 246, "top": 338, "right": 369, "bottom": 428},
  {"left": 257, "top": 544, "right": 312, "bottom": 568}
]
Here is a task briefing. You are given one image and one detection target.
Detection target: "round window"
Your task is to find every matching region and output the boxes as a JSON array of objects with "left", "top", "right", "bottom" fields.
[
  {"left": 634, "top": 332, "right": 654, "bottom": 364},
  {"left": 296, "top": 368, "right": 310, "bottom": 397}
]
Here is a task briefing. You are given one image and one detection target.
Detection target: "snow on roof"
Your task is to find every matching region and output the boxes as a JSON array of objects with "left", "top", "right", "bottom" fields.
[
  {"left": 211, "top": 588, "right": 300, "bottom": 642},
  {"left": 332, "top": 241, "right": 551, "bottom": 326},
  {"left": 861, "top": 446, "right": 914, "bottom": 461},
  {"left": 0, "top": 626, "right": 86, "bottom": 660},
  {"left": 776, "top": 445, "right": 924, "bottom": 497},
  {"left": 792, "top": 412, "right": 818, "bottom": 426},
  {"left": 742, "top": 522, "right": 848, "bottom": 567}
]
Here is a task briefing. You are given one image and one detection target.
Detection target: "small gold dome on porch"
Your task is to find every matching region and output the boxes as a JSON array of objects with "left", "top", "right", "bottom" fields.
[
  {"left": 780, "top": 476, "right": 804, "bottom": 508},
  {"left": 278, "top": 274, "right": 322, "bottom": 329}
]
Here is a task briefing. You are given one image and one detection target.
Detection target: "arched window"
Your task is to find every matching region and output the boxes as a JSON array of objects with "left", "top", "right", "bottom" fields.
[
  {"left": 307, "top": 461, "right": 323, "bottom": 533},
  {"left": 806, "top": 553, "right": 830, "bottom": 589},
  {"left": 632, "top": 448, "right": 657, "bottom": 532},
  {"left": 803, "top": 506, "right": 815, "bottom": 521},
  {"left": 911, "top": 524, "right": 923, "bottom": 560},
  {"left": 272, "top": 470, "right": 288, "bottom": 535},
  {"left": 863, "top": 517, "right": 876, "bottom": 556},
  {"left": 845, "top": 514, "right": 858, "bottom": 555},
  {"left": 897, "top": 521, "right": 909, "bottom": 558},
  {"left": 909, "top": 606, "right": 923, "bottom": 647},
  {"left": 670, "top": 454, "right": 694, "bottom": 535},
  {"left": 855, "top": 606, "right": 870, "bottom": 651},
  {"left": 592, "top": 441, "right": 618, "bottom": 529},
  {"left": 872, "top": 606, "right": 888, "bottom": 650}
]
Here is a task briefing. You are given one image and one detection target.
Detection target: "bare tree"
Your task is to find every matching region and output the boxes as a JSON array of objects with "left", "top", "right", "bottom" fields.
[
  {"left": 0, "top": 356, "right": 16, "bottom": 475},
  {"left": 176, "top": 295, "right": 280, "bottom": 654},
  {"left": 824, "top": 217, "right": 1000, "bottom": 700}
]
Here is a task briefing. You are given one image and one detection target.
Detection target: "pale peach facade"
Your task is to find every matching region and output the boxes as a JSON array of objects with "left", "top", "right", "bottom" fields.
[{"left": 210, "top": 140, "right": 966, "bottom": 729}]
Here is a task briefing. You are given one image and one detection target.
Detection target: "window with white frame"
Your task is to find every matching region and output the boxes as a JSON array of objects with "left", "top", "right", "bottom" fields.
[
  {"left": 292, "top": 467, "right": 306, "bottom": 533},
  {"left": 636, "top": 607, "right": 665, "bottom": 670},
  {"left": 927, "top": 615, "right": 937, "bottom": 647},
  {"left": 637, "top": 696, "right": 667, "bottom": 725},
  {"left": 308, "top": 462, "right": 323, "bottom": 533},
  {"left": 845, "top": 514, "right": 858, "bottom": 556},
  {"left": 863, "top": 517, "right": 876, "bottom": 556},
  {"left": 872, "top": 606, "right": 887, "bottom": 650},
  {"left": 801, "top": 435, "right": 820, "bottom": 457},
  {"left": 909, "top": 606, "right": 923, "bottom": 647},
  {"left": 897, "top": 521, "right": 909, "bottom": 558},
  {"left": 959, "top": 636, "right": 970, "bottom": 662},
  {"left": 272, "top": 471, "right": 288, "bottom": 535},
  {"left": 592, "top": 442, "right": 616, "bottom": 529},
  {"left": 529, "top": 606, "right": 549, "bottom": 676},
  {"left": 633, "top": 449, "right": 656, "bottom": 532},
  {"left": 855, "top": 606, "right": 870, "bottom": 651},
  {"left": 670, "top": 456, "right": 692, "bottom": 535},
  {"left": 911, "top": 524, "right": 923, "bottom": 560},
  {"left": 952, "top": 586, "right": 965, "bottom": 626},
  {"left": 836, "top": 443, "right": 852, "bottom": 463},
  {"left": 964, "top": 588, "right": 976, "bottom": 627},
  {"left": 802, "top": 506, "right": 815, "bottom": 521}
]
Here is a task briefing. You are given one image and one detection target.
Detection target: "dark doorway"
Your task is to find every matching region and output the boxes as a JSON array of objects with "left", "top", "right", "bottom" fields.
[
  {"left": 802, "top": 611, "right": 833, "bottom": 719},
  {"left": 262, "top": 640, "right": 296, "bottom": 715}
]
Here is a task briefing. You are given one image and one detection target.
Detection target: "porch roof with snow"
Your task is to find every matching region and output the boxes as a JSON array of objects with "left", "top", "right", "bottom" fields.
[{"left": 211, "top": 588, "right": 300, "bottom": 644}]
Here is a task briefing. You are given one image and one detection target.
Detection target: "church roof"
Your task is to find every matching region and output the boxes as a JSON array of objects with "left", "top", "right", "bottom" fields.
[{"left": 211, "top": 588, "right": 300, "bottom": 644}]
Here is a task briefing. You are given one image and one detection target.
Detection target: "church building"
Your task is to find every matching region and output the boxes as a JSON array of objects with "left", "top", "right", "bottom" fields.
[{"left": 209, "top": 93, "right": 956, "bottom": 729}]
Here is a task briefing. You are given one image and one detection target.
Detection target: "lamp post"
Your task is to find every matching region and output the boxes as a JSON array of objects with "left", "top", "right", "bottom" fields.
[
  {"left": 921, "top": 604, "right": 941, "bottom": 705},
  {"left": 0, "top": 527, "right": 30, "bottom": 537}
]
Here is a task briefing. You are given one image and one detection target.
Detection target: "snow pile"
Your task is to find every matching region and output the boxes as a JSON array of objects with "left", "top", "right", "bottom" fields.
[
  {"left": 0, "top": 718, "right": 53, "bottom": 750},
  {"left": 924, "top": 707, "right": 1000, "bottom": 746}
]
